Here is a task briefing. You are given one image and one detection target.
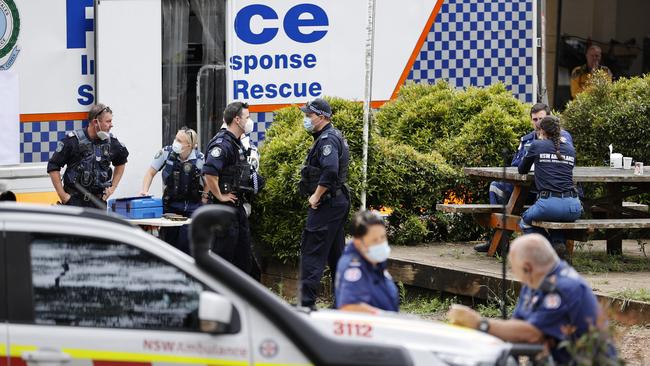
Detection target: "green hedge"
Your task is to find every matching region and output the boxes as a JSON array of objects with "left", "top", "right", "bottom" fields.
[
  {"left": 254, "top": 82, "right": 535, "bottom": 261},
  {"left": 562, "top": 72, "right": 650, "bottom": 166}
]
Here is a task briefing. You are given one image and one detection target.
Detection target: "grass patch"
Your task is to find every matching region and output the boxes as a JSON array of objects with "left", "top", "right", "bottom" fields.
[
  {"left": 571, "top": 251, "right": 650, "bottom": 273},
  {"left": 613, "top": 288, "right": 650, "bottom": 303}
]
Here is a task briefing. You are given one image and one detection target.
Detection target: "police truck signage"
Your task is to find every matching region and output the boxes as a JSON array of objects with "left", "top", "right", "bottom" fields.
[
  {"left": 0, "top": 0, "right": 20, "bottom": 70},
  {"left": 227, "top": 0, "right": 442, "bottom": 108}
]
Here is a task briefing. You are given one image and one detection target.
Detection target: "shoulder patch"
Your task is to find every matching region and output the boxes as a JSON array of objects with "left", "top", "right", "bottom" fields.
[
  {"left": 384, "top": 270, "right": 393, "bottom": 280},
  {"left": 322, "top": 144, "right": 332, "bottom": 156},
  {"left": 55, "top": 141, "right": 64, "bottom": 153},
  {"left": 343, "top": 267, "right": 362, "bottom": 282},
  {"left": 543, "top": 293, "right": 562, "bottom": 310},
  {"left": 210, "top": 147, "right": 223, "bottom": 158},
  {"left": 154, "top": 149, "right": 163, "bottom": 159},
  {"left": 216, "top": 138, "right": 223, "bottom": 144},
  {"left": 321, "top": 133, "right": 329, "bottom": 139}
]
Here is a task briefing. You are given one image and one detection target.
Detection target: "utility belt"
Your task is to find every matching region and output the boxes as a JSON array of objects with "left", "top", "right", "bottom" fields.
[
  {"left": 64, "top": 186, "right": 104, "bottom": 201},
  {"left": 537, "top": 190, "right": 578, "bottom": 199},
  {"left": 321, "top": 188, "right": 345, "bottom": 202}
]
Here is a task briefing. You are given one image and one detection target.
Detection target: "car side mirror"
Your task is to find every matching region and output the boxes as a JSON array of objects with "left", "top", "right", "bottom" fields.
[{"left": 199, "top": 291, "right": 233, "bottom": 334}]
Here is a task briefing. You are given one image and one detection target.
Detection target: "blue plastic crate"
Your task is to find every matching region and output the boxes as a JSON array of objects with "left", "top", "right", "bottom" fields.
[{"left": 108, "top": 196, "right": 163, "bottom": 219}]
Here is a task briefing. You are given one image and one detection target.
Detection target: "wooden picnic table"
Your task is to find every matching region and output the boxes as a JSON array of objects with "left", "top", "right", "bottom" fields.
[{"left": 464, "top": 167, "right": 650, "bottom": 255}]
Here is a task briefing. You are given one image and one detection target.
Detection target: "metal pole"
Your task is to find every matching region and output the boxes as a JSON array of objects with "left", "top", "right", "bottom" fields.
[
  {"left": 538, "top": 0, "right": 548, "bottom": 104},
  {"left": 361, "top": 0, "right": 376, "bottom": 210}
]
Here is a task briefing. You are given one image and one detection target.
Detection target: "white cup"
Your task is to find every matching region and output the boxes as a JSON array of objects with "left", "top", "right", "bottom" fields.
[
  {"left": 623, "top": 157, "right": 633, "bottom": 170},
  {"left": 610, "top": 153, "right": 623, "bottom": 169},
  {"left": 635, "top": 162, "right": 644, "bottom": 175}
]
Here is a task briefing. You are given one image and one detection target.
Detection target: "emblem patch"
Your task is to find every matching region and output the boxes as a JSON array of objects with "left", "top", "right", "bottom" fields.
[
  {"left": 55, "top": 141, "right": 64, "bottom": 153},
  {"left": 183, "top": 162, "right": 192, "bottom": 173},
  {"left": 0, "top": 0, "right": 21, "bottom": 71},
  {"left": 154, "top": 149, "right": 162, "bottom": 159},
  {"left": 322, "top": 144, "right": 332, "bottom": 156},
  {"left": 259, "top": 339, "right": 278, "bottom": 358},
  {"left": 543, "top": 293, "right": 562, "bottom": 309},
  {"left": 343, "top": 267, "right": 362, "bottom": 282},
  {"left": 211, "top": 147, "right": 222, "bottom": 158}
]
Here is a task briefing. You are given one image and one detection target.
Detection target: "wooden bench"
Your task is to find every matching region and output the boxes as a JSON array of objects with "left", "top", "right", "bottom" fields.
[
  {"left": 436, "top": 203, "right": 531, "bottom": 214},
  {"left": 592, "top": 201, "right": 649, "bottom": 213}
]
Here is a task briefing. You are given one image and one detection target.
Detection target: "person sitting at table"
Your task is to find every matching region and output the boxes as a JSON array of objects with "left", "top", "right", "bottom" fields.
[
  {"left": 475, "top": 103, "right": 574, "bottom": 253},
  {"left": 518, "top": 116, "right": 582, "bottom": 258},
  {"left": 335, "top": 210, "right": 399, "bottom": 314},
  {"left": 140, "top": 127, "right": 205, "bottom": 254}
]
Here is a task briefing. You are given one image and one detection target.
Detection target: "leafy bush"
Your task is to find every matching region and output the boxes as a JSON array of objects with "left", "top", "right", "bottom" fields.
[{"left": 562, "top": 72, "right": 650, "bottom": 166}]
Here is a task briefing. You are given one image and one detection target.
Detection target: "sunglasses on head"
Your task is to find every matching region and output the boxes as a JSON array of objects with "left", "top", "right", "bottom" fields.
[{"left": 93, "top": 106, "right": 112, "bottom": 121}]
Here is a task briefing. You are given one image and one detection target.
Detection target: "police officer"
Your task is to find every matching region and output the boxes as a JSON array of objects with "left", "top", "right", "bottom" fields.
[
  {"left": 335, "top": 210, "right": 398, "bottom": 314},
  {"left": 298, "top": 98, "right": 351, "bottom": 308},
  {"left": 47, "top": 104, "right": 129, "bottom": 208},
  {"left": 203, "top": 102, "right": 261, "bottom": 275},
  {"left": 449, "top": 234, "right": 617, "bottom": 364},
  {"left": 140, "top": 127, "right": 204, "bottom": 254},
  {"left": 518, "top": 116, "right": 582, "bottom": 257},
  {"left": 475, "top": 103, "right": 574, "bottom": 253}
]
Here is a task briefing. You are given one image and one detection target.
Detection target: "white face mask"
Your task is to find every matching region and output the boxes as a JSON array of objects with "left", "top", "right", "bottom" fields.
[
  {"left": 172, "top": 140, "right": 183, "bottom": 154},
  {"left": 365, "top": 241, "right": 391, "bottom": 263},
  {"left": 244, "top": 117, "right": 254, "bottom": 134},
  {"left": 95, "top": 121, "right": 109, "bottom": 140}
]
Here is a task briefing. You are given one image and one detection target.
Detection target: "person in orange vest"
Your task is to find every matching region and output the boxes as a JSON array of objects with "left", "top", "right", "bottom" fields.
[{"left": 570, "top": 45, "right": 612, "bottom": 98}]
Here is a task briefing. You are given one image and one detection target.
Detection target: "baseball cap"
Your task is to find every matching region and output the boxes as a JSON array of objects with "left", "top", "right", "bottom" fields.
[{"left": 300, "top": 98, "right": 332, "bottom": 118}]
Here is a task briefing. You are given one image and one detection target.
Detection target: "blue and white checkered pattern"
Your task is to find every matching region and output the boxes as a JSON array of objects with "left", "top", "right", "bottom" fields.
[
  {"left": 250, "top": 112, "right": 273, "bottom": 147},
  {"left": 407, "top": 0, "right": 535, "bottom": 103},
  {"left": 21, "top": 120, "right": 88, "bottom": 163}
]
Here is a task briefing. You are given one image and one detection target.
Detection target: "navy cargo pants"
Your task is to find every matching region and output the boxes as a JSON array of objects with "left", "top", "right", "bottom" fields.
[
  {"left": 300, "top": 192, "right": 350, "bottom": 307},
  {"left": 211, "top": 204, "right": 252, "bottom": 275}
]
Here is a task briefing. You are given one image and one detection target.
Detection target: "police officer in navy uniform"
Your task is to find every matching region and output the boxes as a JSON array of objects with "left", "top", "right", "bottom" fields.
[
  {"left": 518, "top": 116, "right": 582, "bottom": 258},
  {"left": 47, "top": 104, "right": 129, "bottom": 208},
  {"left": 475, "top": 103, "right": 574, "bottom": 253},
  {"left": 335, "top": 210, "right": 398, "bottom": 314},
  {"left": 449, "top": 234, "right": 617, "bottom": 364},
  {"left": 140, "top": 127, "right": 204, "bottom": 254},
  {"left": 298, "top": 98, "right": 351, "bottom": 308},
  {"left": 203, "top": 102, "right": 261, "bottom": 275}
]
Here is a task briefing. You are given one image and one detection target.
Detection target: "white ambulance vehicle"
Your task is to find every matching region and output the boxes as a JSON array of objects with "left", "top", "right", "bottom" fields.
[{"left": 0, "top": 203, "right": 541, "bottom": 366}]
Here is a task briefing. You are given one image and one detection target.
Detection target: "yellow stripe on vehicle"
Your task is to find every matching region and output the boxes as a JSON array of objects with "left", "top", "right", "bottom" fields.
[
  {"left": 15, "top": 191, "right": 60, "bottom": 205},
  {"left": 10, "top": 345, "right": 312, "bottom": 366}
]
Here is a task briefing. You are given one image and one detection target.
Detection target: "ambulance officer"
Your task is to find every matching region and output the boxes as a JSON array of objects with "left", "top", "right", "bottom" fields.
[
  {"left": 518, "top": 116, "right": 582, "bottom": 258},
  {"left": 47, "top": 103, "right": 129, "bottom": 208},
  {"left": 335, "top": 210, "right": 399, "bottom": 314},
  {"left": 140, "top": 127, "right": 204, "bottom": 253},
  {"left": 298, "top": 98, "right": 351, "bottom": 308},
  {"left": 449, "top": 234, "right": 617, "bottom": 364}
]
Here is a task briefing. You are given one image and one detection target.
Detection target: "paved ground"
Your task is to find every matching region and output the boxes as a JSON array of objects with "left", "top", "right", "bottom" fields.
[
  {"left": 390, "top": 240, "right": 649, "bottom": 299},
  {"left": 390, "top": 240, "right": 650, "bottom": 365}
]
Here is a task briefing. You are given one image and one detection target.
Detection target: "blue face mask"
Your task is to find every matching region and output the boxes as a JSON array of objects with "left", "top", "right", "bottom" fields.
[
  {"left": 303, "top": 116, "right": 314, "bottom": 132},
  {"left": 365, "top": 241, "right": 391, "bottom": 263}
]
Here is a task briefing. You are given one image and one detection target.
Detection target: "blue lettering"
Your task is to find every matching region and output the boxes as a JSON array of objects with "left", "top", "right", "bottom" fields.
[
  {"left": 77, "top": 84, "right": 94, "bottom": 105},
  {"left": 304, "top": 54, "right": 317, "bottom": 68},
  {"left": 265, "top": 83, "right": 278, "bottom": 99},
  {"left": 235, "top": 4, "right": 278, "bottom": 45},
  {"left": 259, "top": 55, "right": 273, "bottom": 69},
  {"left": 289, "top": 54, "right": 302, "bottom": 68},
  {"left": 229, "top": 55, "right": 242, "bottom": 71},
  {"left": 309, "top": 82, "right": 322, "bottom": 97},
  {"left": 283, "top": 4, "right": 329, "bottom": 43},
  {"left": 244, "top": 55, "right": 258, "bottom": 75},
  {"left": 250, "top": 84, "right": 264, "bottom": 99},
  {"left": 66, "top": 0, "right": 94, "bottom": 49},
  {"left": 233, "top": 80, "right": 250, "bottom": 99},
  {"left": 279, "top": 84, "right": 292, "bottom": 98}
]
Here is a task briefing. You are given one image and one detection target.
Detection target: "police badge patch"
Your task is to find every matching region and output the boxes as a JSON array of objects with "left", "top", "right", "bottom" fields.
[
  {"left": 343, "top": 267, "right": 362, "bottom": 282},
  {"left": 154, "top": 149, "right": 162, "bottom": 159},
  {"left": 543, "top": 293, "right": 562, "bottom": 309},
  {"left": 55, "top": 141, "right": 64, "bottom": 153},
  {"left": 183, "top": 163, "right": 192, "bottom": 173},
  {"left": 211, "top": 147, "right": 222, "bottom": 158},
  {"left": 322, "top": 144, "right": 332, "bottom": 156}
]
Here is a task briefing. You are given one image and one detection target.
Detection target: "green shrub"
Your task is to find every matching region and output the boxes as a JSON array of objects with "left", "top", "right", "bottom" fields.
[
  {"left": 562, "top": 72, "right": 650, "bottom": 166},
  {"left": 387, "top": 212, "right": 430, "bottom": 246}
]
